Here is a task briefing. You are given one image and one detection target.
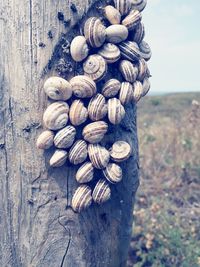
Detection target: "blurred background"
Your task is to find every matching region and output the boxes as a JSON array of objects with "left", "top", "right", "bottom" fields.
[{"left": 128, "top": 0, "right": 200, "bottom": 266}]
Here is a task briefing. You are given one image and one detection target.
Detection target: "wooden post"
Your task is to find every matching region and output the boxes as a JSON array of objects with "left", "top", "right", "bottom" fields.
[{"left": 0, "top": 0, "right": 139, "bottom": 266}]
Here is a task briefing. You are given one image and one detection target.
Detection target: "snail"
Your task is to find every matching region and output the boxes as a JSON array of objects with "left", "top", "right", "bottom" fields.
[
  {"left": 76, "top": 162, "right": 94, "bottom": 183},
  {"left": 70, "top": 75, "right": 97, "bottom": 98},
  {"left": 119, "top": 60, "right": 138, "bottom": 83},
  {"left": 131, "top": 0, "right": 147, "bottom": 12},
  {"left": 44, "top": 77, "right": 72, "bottom": 101},
  {"left": 103, "top": 163, "right": 122, "bottom": 184},
  {"left": 119, "top": 82, "right": 134, "bottom": 105},
  {"left": 88, "top": 94, "right": 108, "bottom": 121},
  {"left": 102, "top": 79, "right": 121, "bottom": 98},
  {"left": 110, "top": 141, "right": 131, "bottom": 162},
  {"left": 36, "top": 130, "right": 54, "bottom": 150},
  {"left": 69, "top": 100, "right": 88, "bottom": 126},
  {"left": 133, "top": 80, "right": 143, "bottom": 102},
  {"left": 130, "top": 22, "right": 145, "bottom": 44},
  {"left": 137, "top": 58, "right": 148, "bottom": 81},
  {"left": 104, "top": 5, "right": 121, "bottom": 25},
  {"left": 106, "top": 25, "right": 129, "bottom": 44},
  {"left": 82, "top": 121, "right": 108, "bottom": 144},
  {"left": 98, "top": 43, "right": 121, "bottom": 64},
  {"left": 54, "top": 125, "right": 76, "bottom": 149},
  {"left": 119, "top": 41, "right": 141, "bottom": 62},
  {"left": 114, "top": 0, "right": 131, "bottom": 15},
  {"left": 70, "top": 36, "right": 89, "bottom": 62},
  {"left": 71, "top": 185, "right": 92, "bottom": 213},
  {"left": 122, "top": 10, "right": 142, "bottom": 31},
  {"left": 142, "top": 77, "right": 151, "bottom": 97},
  {"left": 139, "top": 40, "right": 152, "bottom": 61},
  {"left": 49, "top": 149, "right": 68, "bottom": 167},
  {"left": 69, "top": 140, "right": 88, "bottom": 165},
  {"left": 43, "top": 101, "right": 69, "bottom": 130},
  {"left": 107, "top": 98, "right": 125, "bottom": 124},
  {"left": 92, "top": 179, "right": 111, "bottom": 204},
  {"left": 88, "top": 144, "right": 110, "bottom": 169}
]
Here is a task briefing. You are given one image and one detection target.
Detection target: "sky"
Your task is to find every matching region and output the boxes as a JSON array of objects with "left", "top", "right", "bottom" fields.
[{"left": 142, "top": 0, "right": 200, "bottom": 93}]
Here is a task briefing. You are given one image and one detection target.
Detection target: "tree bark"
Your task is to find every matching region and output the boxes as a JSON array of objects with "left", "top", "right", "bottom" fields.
[{"left": 0, "top": 0, "right": 139, "bottom": 266}]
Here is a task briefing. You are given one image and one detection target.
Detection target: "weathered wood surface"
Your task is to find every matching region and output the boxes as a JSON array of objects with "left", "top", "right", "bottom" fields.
[{"left": 0, "top": 0, "right": 139, "bottom": 266}]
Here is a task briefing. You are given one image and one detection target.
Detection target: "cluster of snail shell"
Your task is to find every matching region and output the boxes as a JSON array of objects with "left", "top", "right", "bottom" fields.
[{"left": 36, "top": 0, "right": 151, "bottom": 213}]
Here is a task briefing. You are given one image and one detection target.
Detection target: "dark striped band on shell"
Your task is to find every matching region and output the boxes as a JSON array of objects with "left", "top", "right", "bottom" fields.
[
  {"left": 92, "top": 179, "right": 111, "bottom": 204},
  {"left": 98, "top": 43, "right": 121, "bottom": 64},
  {"left": 103, "top": 163, "right": 122, "bottom": 184},
  {"left": 69, "top": 140, "right": 88, "bottom": 165},
  {"left": 88, "top": 144, "right": 110, "bottom": 169},
  {"left": 88, "top": 93, "right": 108, "bottom": 121},
  {"left": 54, "top": 125, "right": 76, "bottom": 149},
  {"left": 119, "top": 41, "right": 141, "bottom": 62},
  {"left": 76, "top": 162, "right": 94, "bottom": 183},
  {"left": 72, "top": 185, "right": 92, "bottom": 213}
]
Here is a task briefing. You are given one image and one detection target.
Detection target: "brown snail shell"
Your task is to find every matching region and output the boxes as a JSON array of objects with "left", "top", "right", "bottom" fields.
[
  {"left": 131, "top": 0, "right": 147, "bottom": 12},
  {"left": 114, "top": 0, "right": 131, "bottom": 15},
  {"left": 139, "top": 40, "right": 152, "bottom": 61},
  {"left": 142, "top": 77, "right": 151, "bottom": 97},
  {"left": 70, "top": 75, "right": 97, "bottom": 98},
  {"left": 133, "top": 80, "right": 143, "bottom": 102},
  {"left": 70, "top": 36, "right": 89, "bottom": 62},
  {"left": 44, "top": 77, "right": 72, "bottom": 101},
  {"left": 119, "top": 82, "right": 134, "bottom": 105},
  {"left": 103, "top": 163, "right": 122, "bottom": 184},
  {"left": 104, "top": 5, "right": 121, "bottom": 25},
  {"left": 119, "top": 60, "right": 138, "bottom": 83},
  {"left": 36, "top": 130, "right": 54, "bottom": 150},
  {"left": 69, "top": 100, "right": 88, "bottom": 126},
  {"left": 92, "top": 179, "right": 111, "bottom": 204},
  {"left": 88, "top": 94, "right": 108, "bottom": 121},
  {"left": 137, "top": 58, "right": 148, "bottom": 81},
  {"left": 110, "top": 141, "right": 131, "bottom": 162},
  {"left": 82, "top": 121, "right": 108, "bottom": 144},
  {"left": 54, "top": 125, "right": 76, "bottom": 149},
  {"left": 102, "top": 79, "right": 121, "bottom": 98},
  {"left": 108, "top": 98, "right": 125, "bottom": 125},
  {"left": 130, "top": 22, "right": 145, "bottom": 44},
  {"left": 83, "top": 55, "right": 107, "bottom": 82},
  {"left": 43, "top": 101, "right": 69, "bottom": 130},
  {"left": 84, "top": 17, "right": 106, "bottom": 48},
  {"left": 119, "top": 41, "right": 141, "bottom": 62},
  {"left": 69, "top": 140, "right": 88, "bottom": 165},
  {"left": 106, "top": 25, "right": 128, "bottom": 44},
  {"left": 88, "top": 144, "right": 110, "bottom": 169},
  {"left": 122, "top": 10, "right": 142, "bottom": 31},
  {"left": 72, "top": 185, "right": 92, "bottom": 213},
  {"left": 76, "top": 162, "right": 94, "bottom": 184},
  {"left": 50, "top": 149, "right": 68, "bottom": 167},
  {"left": 98, "top": 43, "right": 121, "bottom": 64}
]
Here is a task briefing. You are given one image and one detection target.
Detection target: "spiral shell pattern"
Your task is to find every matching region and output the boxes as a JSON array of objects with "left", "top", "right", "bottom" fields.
[
  {"left": 133, "top": 80, "right": 143, "bottom": 102},
  {"left": 119, "top": 41, "right": 141, "bottom": 62},
  {"left": 122, "top": 10, "right": 142, "bottom": 31},
  {"left": 54, "top": 125, "right": 76, "bottom": 149},
  {"left": 106, "top": 25, "right": 129, "bottom": 44},
  {"left": 102, "top": 79, "right": 121, "bottom": 98},
  {"left": 70, "top": 75, "right": 97, "bottom": 98},
  {"left": 83, "top": 55, "right": 107, "bottom": 82},
  {"left": 119, "top": 82, "right": 134, "bottom": 105},
  {"left": 119, "top": 60, "right": 138, "bottom": 83},
  {"left": 114, "top": 0, "right": 131, "bottom": 15},
  {"left": 69, "top": 140, "right": 88, "bottom": 165},
  {"left": 92, "top": 179, "right": 111, "bottom": 204},
  {"left": 104, "top": 5, "right": 121, "bottom": 25},
  {"left": 82, "top": 121, "right": 108, "bottom": 144},
  {"left": 88, "top": 94, "right": 108, "bottom": 121},
  {"left": 108, "top": 98, "right": 125, "bottom": 124},
  {"left": 72, "top": 185, "right": 92, "bottom": 212},
  {"left": 50, "top": 149, "right": 68, "bottom": 167},
  {"left": 103, "top": 163, "right": 122, "bottom": 184},
  {"left": 36, "top": 130, "right": 54, "bottom": 150},
  {"left": 76, "top": 162, "right": 94, "bottom": 183},
  {"left": 98, "top": 43, "right": 121, "bottom": 63},
  {"left": 131, "top": 0, "right": 147, "bottom": 12},
  {"left": 110, "top": 141, "right": 131, "bottom": 162},
  {"left": 88, "top": 144, "right": 110, "bottom": 169},
  {"left": 69, "top": 100, "right": 88, "bottom": 126}
]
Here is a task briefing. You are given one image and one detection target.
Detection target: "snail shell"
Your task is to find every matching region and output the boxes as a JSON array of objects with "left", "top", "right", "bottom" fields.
[
  {"left": 69, "top": 140, "right": 88, "bottom": 165},
  {"left": 119, "top": 41, "right": 141, "bottom": 62},
  {"left": 142, "top": 77, "right": 151, "bottom": 97},
  {"left": 69, "top": 100, "right": 88, "bottom": 126},
  {"left": 119, "top": 82, "right": 134, "bottom": 105},
  {"left": 82, "top": 121, "right": 108, "bottom": 144},
  {"left": 119, "top": 60, "right": 138, "bottom": 83},
  {"left": 44, "top": 77, "right": 72, "bottom": 101},
  {"left": 88, "top": 94, "right": 108, "bottom": 121},
  {"left": 104, "top": 5, "right": 121, "bottom": 25},
  {"left": 84, "top": 17, "right": 106, "bottom": 48},
  {"left": 133, "top": 80, "right": 143, "bottom": 102},
  {"left": 122, "top": 10, "right": 142, "bottom": 31},
  {"left": 43, "top": 101, "right": 69, "bottom": 130},
  {"left": 54, "top": 125, "right": 76, "bottom": 149},
  {"left": 106, "top": 25, "right": 128, "bottom": 44},
  {"left": 137, "top": 58, "right": 148, "bottom": 81},
  {"left": 71, "top": 185, "right": 92, "bottom": 213},
  {"left": 130, "top": 22, "right": 145, "bottom": 44},
  {"left": 88, "top": 144, "right": 110, "bottom": 169},
  {"left": 131, "top": 0, "right": 147, "bottom": 12},
  {"left": 139, "top": 41, "right": 152, "bottom": 61},
  {"left": 70, "top": 36, "right": 89, "bottom": 62},
  {"left": 83, "top": 54, "right": 107, "bottom": 82},
  {"left": 110, "top": 141, "right": 131, "bottom": 162},
  {"left": 114, "top": 0, "right": 131, "bottom": 15},
  {"left": 102, "top": 79, "right": 121, "bottom": 98},
  {"left": 36, "top": 130, "right": 54, "bottom": 150},
  {"left": 50, "top": 149, "right": 68, "bottom": 167},
  {"left": 76, "top": 162, "right": 94, "bottom": 184},
  {"left": 103, "top": 163, "right": 122, "bottom": 184},
  {"left": 70, "top": 75, "right": 97, "bottom": 98},
  {"left": 98, "top": 43, "right": 121, "bottom": 64},
  {"left": 108, "top": 98, "right": 125, "bottom": 125},
  {"left": 92, "top": 179, "right": 111, "bottom": 204}
]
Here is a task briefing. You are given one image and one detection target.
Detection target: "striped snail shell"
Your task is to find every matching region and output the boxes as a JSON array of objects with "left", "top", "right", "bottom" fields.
[
  {"left": 119, "top": 60, "right": 138, "bottom": 83},
  {"left": 137, "top": 58, "right": 148, "bottom": 81},
  {"left": 69, "top": 100, "right": 88, "bottom": 126},
  {"left": 110, "top": 141, "right": 131, "bottom": 162},
  {"left": 130, "top": 22, "right": 145, "bottom": 44},
  {"left": 104, "top": 5, "right": 121, "bottom": 25},
  {"left": 84, "top": 17, "right": 106, "bottom": 48},
  {"left": 44, "top": 77, "right": 72, "bottom": 101},
  {"left": 43, "top": 101, "right": 69, "bottom": 130},
  {"left": 131, "top": 0, "right": 147, "bottom": 12},
  {"left": 88, "top": 94, "right": 108, "bottom": 121},
  {"left": 69, "top": 140, "right": 88, "bottom": 165},
  {"left": 50, "top": 149, "right": 68, "bottom": 167},
  {"left": 83, "top": 54, "right": 107, "bottom": 82},
  {"left": 108, "top": 98, "right": 125, "bottom": 125},
  {"left": 122, "top": 10, "right": 142, "bottom": 31},
  {"left": 139, "top": 41, "right": 152, "bottom": 61},
  {"left": 133, "top": 80, "right": 143, "bottom": 102},
  {"left": 76, "top": 162, "right": 94, "bottom": 184},
  {"left": 54, "top": 125, "right": 76, "bottom": 149},
  {"left": 82, "top": 121, "right": 108, "bottom": 144},
  {"left": 119, "top": 41, "right": 141, "bottom": 62},
  {"left": 98, "top": 43, "right": 121, "bottom": 64},
  {"left": 106, "top": 25, "right": 129, "bottom": 44},
  {"left": 114, "top": 0, "right": 131, "bottom": 15},
  {"left": 142, "top": 77, "right": 151, "bottom": 97},
  {"left": 71, "top": 185, "right": 92, "bottom": 213},
  {"left": 70, "top": 75, "right": 97, "bottom": 98},
  {"left": 88, "top": 144, "right": 110, "bottom": 169},
  {"left": 119, "top": 82, "right": 134, "bottom": 105},
  {"left": 102, "top": 79, "right": 121, "bottom": 98},
  {"left": 92, "top": 179, "right": 111, "bottom": 204},
  {"left": 70, "top": 36, "right": 89, "bottom": 62},
  {"left": 36, "top": 130, "right": 54, "bottom": 150},
  {"left": 103, "top": 163, "right": 122, "bottom": 184}
]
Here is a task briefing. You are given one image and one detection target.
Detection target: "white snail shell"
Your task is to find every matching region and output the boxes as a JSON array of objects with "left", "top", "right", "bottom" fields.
[
  {"left": 76, "top": 162, "right": 94, "bottom": 184},
  {"left": 133, "top": 80, "right": 143, "bottom": 102},
  {"left": 103, "top": 163, "right": 122, "bottom": 184},
  {"left": 102, "top": 79, "right": 121, "bottom": 98},
  {"left": 142, "top": 77, "right": 151, "bottom": 97},
  {"left": 92, "top": 179, "right": 111, "bottom": 204},
  {"left": 88, "top": 144, "right": 110, "bottom": 169},
  {"left": 110, "top": 141, "right": 131, "bottom": 162},
  {"left": 70, "top": 36, "right": 89, "bottom": 62},
  {"left": 106, "top": 25, "right": 129, "bottom": 44},
  {"left": 69, "top": 140, "right": 88, "bottom": 165},
  {"left": 88, "top": 93, "right": 108, "bottom": 121},
  {"left": 54, "top": 125, "right": 76, "bottom": 149},
  {"left": 104, "top": 5, "right": 121, "bottom": 25},
  {"left": 36, "top": 130, "right": 54, "bottom": 150},
  {"left": 82, "top": 121, "right": 108, "bottom": 144},
  {"left": 130, "top": 22, "right": 145, "bottom": 44},
  {"left": 108, "top": 98, "right": 125, "bottom": 125},
  {"left": 72, "top": 185, "right": 92, "bottom": 213},
  {"left": 139, "top": 40, "right": 152, "bottom": 61},
  {"left": 98, "top": 43, "right": 121, "bottom": 64},
  {"left": 131, "top": 0, "right": 147, "bottom": 12},
  {"left": 119, "top": 60, "right": 138, "bottom": 83},
  {"left": 119, "top": 82, "right": 134, "bottom": 105},
  {"left": 50, "top": 149, "right": 68, "bottom": 167},
  {"left": 137, "top": 58, "right": 148, "bottom": 81},
  {"left": 70, "top": 75, "right": 97, "bottom": 98},
  {"left": 69, "top": 100, "right": 88, "bottom": 126},
  {"left": 119, "top": 41, "right": 141, "bottom": 62},
  {"left": 114, "top": 0, "right": 132, "bottom": 15},
  {"left": 122, "top": 10, "right": 142, "bottom": 31}
]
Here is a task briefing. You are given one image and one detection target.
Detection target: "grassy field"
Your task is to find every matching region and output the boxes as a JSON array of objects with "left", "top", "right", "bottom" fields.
[{"left": 128, "top": 92, "right": 200, "bottom": 267}]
